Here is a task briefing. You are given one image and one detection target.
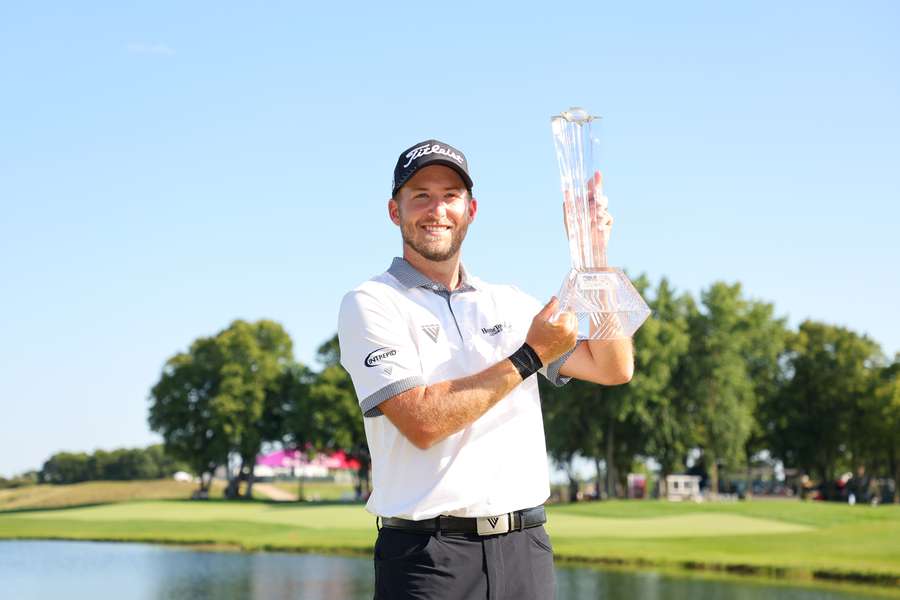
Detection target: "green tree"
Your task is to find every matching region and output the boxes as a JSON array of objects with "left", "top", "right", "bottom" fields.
[
  {"left": 40, "top": 452, "right": 92, "bottom": 484},
  {"left": 277, "top": 362, "right": 317, "bottom": 500},
  {"left": 0, "top": 471, "right": 38, "bottom": 489},
  {"left": 280, "top": 335, "right": 370, "bottom": 500},
  {"left": 540, "top": 377, "right": 606, "bottom": 497},
  {"left": 768, "top": 321, "right": 882, "bottom": 497},
  {"left": 594, "top": 274, "right": 654, "bottom": 498},
  {"left": 149, "top": 335, "right": 228, "bottom": 492},
  {"left": 212, "top": 320, "right": 294, "bottom": 499},
  {"left": 88, "top": 449, "right": 112, "bottom": 480},
  {"left": 876, "top": 358, "right": 900, "bottom": 502},
  {"left": 37, "top": 446, "right": 186, "bottom": 485},
  {"left": 104, "top": 448, "right": 158, "bottom": 480},
  {"left": 149, "top": 319, "right": 294, "bottom": 497},
  {"left": 144, "top": 444, "right": 191, "bottom": 478},
  {"left": 589, "top": 277, "right": 702, "bottom": 499},
  {"left": 685, "top": 282, "right": 784, "bottom": 496},
  {"left": 627, "top": 278, "right": 694, "bottom": 493},
  {"left": 310, "top": 336, "right": 370, "bottom": 498},
  {"left": 855, "top": 355, "right": 900, "bottom": 502},
  {"left": 736, "top": 293, "right": 788, "bottom": 496}
]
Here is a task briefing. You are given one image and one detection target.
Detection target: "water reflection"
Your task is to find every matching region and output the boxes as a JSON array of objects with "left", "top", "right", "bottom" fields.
[
  {"left": 555, "top": 565, "right": 886, "bottom": 600},
  {"left": 176, "top": 553, "right": 373, "bottom": 600},
  {"left": 1, "top": 540, "right": 888, "bottom": 600},
  {"left": 3, "top": 541, "right": 373, "bottom": 600}
]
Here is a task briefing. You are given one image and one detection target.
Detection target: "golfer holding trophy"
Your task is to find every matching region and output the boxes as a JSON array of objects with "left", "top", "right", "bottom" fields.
[{"left": 337, "top": 108, "right": 647, "bottom": 599}]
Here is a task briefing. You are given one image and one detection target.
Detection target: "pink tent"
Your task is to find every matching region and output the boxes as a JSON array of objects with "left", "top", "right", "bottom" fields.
[
  {"left": 256, "top": 449, "right": 360, "bottom": 471},
  {"left": 320, "top": 450, "right": 361, "bottom": 470},
  {"left": 256, "top": 449, "right": 303, "bottom": 468}
]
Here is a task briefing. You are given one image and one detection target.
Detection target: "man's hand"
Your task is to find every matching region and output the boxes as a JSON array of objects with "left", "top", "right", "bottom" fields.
[
  {"left": 525, "top": 297, "right": 578, "bottom": 365},
  {"left": 562, "top": 170, "right": 613, "bottom": 268},
  {"left": 381, "top": 299, "right": 576, "bottom": 449},
  {"left": 587, "top": 171, "right": 613, "bottom": 267}
]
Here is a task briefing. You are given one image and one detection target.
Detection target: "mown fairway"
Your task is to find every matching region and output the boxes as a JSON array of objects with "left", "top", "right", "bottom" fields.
[{"left": 1, "top": 495, "right": 898, "bottom": 589}]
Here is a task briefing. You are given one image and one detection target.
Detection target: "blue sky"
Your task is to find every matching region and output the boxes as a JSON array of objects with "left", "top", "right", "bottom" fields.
[{"left": 1, "top": 2, "right": 898, "bottom": 477}]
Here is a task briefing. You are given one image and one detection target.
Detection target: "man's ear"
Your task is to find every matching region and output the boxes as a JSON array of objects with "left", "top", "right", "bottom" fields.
[
  {"left": 467, "top": 197, "right": 478, "bottom": 223},
  {"left": 388, "top": 197, "right": 401, "bottom": 226}
]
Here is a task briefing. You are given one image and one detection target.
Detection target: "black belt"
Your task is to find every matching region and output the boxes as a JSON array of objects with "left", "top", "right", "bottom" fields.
[{"left": 380, "top": 505, "right": 546, "bottom": 536}]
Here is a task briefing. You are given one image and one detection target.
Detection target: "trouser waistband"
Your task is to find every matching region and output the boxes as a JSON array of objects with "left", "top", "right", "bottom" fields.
[{"left": 380, "top": 505, "right": 546, "bottom": 536}]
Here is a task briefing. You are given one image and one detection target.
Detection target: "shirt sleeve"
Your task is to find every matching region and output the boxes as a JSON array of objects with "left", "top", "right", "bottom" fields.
[
  {"left": 338, "top": 288, "right": 425, "bottom": 417},
  {"left": 543, "top": 343, "right": 577, "bottom": 387},
  {"left": 514, "top": 288, "right": 573, "bottom": 387}
]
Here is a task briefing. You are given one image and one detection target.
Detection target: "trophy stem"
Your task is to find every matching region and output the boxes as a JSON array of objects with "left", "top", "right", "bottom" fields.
[{"left": 555, "top": 122, "right": 610, "bottom": 270}]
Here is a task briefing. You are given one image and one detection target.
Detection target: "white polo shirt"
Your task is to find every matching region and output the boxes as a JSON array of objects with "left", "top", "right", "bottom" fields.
[{"left": 338, "top": 257, "right": 572, "bottom": 520}]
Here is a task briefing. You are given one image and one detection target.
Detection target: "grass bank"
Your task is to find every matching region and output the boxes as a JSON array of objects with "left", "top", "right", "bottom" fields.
[
  {"left": 0, "top": 480, "right": 225, "bottom": 512},
  {"left": 1, "top": 491, "right": 898, "bottom": 593}
]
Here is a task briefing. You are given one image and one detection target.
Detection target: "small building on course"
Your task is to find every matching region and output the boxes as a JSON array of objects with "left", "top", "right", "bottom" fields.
[{"left": 666, "top": 474, "right": 702, "bottom": 501}]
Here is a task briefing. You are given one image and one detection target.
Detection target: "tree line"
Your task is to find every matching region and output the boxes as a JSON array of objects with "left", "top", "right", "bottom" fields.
[
  {"left": 541, "top": 278, "right": 900, "bottom": 502},
  {"left": 147, "top": 278, "right": 899, "bottom": 503},
  {"left": 38, "top": 445, "right": 188, "bottom": 484},
  {"left": 0, "top": 471, "right": 39, "bottom": 490}
]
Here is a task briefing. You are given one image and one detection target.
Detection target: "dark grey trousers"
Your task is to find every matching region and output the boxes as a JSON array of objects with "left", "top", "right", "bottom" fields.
[{"left": 373, "top": 525, "right": 556, "bottom": 600}]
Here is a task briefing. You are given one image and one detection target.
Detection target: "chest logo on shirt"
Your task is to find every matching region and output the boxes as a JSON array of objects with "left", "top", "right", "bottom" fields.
[
  {"left": 365, "top": 347, "right": 398, "bottom": 368},
  {"left": 421, "top": 324, "right": 440, "bottom": 343},
  {"left": 481, "top": 322, "right": 511, "bottom": 337}
]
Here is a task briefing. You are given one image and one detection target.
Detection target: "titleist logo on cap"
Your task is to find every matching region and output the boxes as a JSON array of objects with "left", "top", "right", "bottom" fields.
[
  {"left": 402, "top": 143, "right": 465, "bottom": 169},
  {"left": 392, "top": 138, "right": 473, "bottom": 195}
]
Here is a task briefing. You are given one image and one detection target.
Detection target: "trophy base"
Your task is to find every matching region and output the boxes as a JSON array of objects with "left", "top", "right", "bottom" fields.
[{"left": 555, "top": 267, "right": 651, "bottom": 340}]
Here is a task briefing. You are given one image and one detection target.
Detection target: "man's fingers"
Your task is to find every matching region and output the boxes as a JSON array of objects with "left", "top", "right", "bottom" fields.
[
  {"left": 597, "top": 193, "right": 609, "bottom": 212},
  {"left": 558, "top": 311, "right": 578, "bottom": 333},
  {"left": 585, "top": 171, "right": 603, "bottom": 196},
  {"left": 537, "top": 297, "right": 559, "bottom": 320}
]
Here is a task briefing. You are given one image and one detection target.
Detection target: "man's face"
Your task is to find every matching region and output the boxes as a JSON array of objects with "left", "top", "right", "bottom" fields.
[{"left": 389, "top": 165, "right": 477, "bottom": 262}]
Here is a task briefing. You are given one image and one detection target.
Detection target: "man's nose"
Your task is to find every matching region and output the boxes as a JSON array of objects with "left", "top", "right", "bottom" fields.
[{"left": 425, "top": 197, "right": 447, "bottom": 218}]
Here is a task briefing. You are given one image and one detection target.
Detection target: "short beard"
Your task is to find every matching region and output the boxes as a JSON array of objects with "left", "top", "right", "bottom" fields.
[{"left": 399, "top": 210, "right": 469, "bottom": 263}]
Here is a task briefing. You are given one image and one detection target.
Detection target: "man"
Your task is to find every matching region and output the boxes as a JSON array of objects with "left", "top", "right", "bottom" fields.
[{"left": 337, "top": 139, "right": 634, "bottom": 599}]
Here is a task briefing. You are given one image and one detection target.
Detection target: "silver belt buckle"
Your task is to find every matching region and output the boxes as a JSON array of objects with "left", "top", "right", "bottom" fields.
[{"left": 476, "top": 513, "right": 510, "bottom": 536}]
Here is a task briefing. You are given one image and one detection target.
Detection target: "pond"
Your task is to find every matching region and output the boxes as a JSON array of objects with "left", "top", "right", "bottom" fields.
[{"left": 0, "top": 540, "right": 888, "bottom": 600}]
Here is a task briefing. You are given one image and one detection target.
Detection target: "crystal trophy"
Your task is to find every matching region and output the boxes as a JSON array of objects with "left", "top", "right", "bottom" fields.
[{"left": 551, "top": 107, "right": 650, "bottom": 339}]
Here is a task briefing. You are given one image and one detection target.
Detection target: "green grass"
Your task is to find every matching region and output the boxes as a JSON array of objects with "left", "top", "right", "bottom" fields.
[
  {"left": 1, "top": 492, "right": 898, "bottom": 592},
  {"left": 547, "top": 501, "right": 900, "bottom": 585},
  {"left": 258, "top": 480, "right": 355, "bottom": 501}
]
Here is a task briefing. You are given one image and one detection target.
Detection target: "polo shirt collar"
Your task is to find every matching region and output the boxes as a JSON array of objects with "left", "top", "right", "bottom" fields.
[{"left": 388, "top": 257, "right": 477, "bottom": 293}]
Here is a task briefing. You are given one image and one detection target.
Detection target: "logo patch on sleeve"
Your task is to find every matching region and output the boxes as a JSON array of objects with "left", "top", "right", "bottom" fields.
[{"left": 365, "top": 347, "right": 398, "bottom": 368}]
